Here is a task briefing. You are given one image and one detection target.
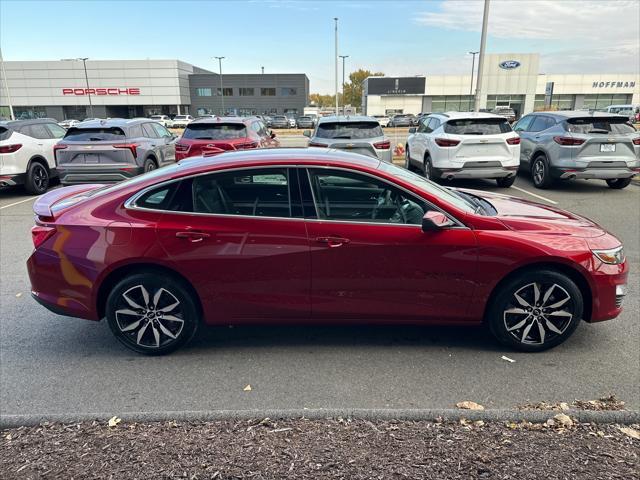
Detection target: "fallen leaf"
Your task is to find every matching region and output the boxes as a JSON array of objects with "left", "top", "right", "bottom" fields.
[
  {"left": 559, "top": 402, "right": 570, "bottom": 411},
  {"left": 4, "top": 433, "right": 12, "bottom": 440},
  {"left": 15, "top": 292, "right": 22, "bottom": 298},
  {"left": 501, "top": 355, "right": 515, "bottom": 363},
  {"left": 456, "top": 401, "right": 484, "bottom": 410},
  {"left": 552, "top": 413, "right": 573, "bottom": 428},
  {"left": 107, "top": 416, "right": 121, "bottom": 427},
  {"left": 243, "top": 384, "right": 252, "bottom": 391},
  {"left": 619, "top": 427, "right": 640, "bottom": 440},
  {"left": 474, "top": 420, "right": 485, "bottom": 427}
]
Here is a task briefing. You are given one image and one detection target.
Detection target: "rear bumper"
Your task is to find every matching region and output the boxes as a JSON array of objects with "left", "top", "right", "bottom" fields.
[
  {"left": 555, "top": 167, "right": 638, "bottom": 180},
  {"left": 0, "top": 172, "right": 26, "bottom": 187},
  {"left": 58, "top": 165, "right": 144, "bottom": 184},
  {"left": 437, "top": 166, "right": 518, "bottom": 180}
]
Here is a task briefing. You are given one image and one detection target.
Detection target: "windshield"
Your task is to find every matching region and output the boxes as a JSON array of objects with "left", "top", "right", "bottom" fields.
[
  {"left": 63, "top": 127, "right": 126, "bottom": 141},
  {"left": 565, "top": 117, "right": 636, "bottom": 134},
  {"left": 378, "top": 162, "right": 475, "bottom": 214},
  {"left": 316, "top": 121, "right": 383, "bottom": 139},
  {"left": 182, "top": 123, "right": 247, "bottom": 140},
  {"left": 444, "top": 119, "right": 512, "bottom": 135}
]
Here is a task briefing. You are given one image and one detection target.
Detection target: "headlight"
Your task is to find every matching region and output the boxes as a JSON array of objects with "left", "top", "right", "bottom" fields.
[{"left": 592, "top": 246, "right": 625, "bottom": 265}]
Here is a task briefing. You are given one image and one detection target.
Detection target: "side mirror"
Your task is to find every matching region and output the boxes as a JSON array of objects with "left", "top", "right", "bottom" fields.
[
  {"left": 270, "top": 131, "right": 276, "bottom": 139},
  {"left": 408, "top": 127, "right": 417, "bottom": 134},
  {"left": 303, "top": 130, "right": 311, "bottom": 137},
  {"left": 421, "top": 211, "right": 454, "bottom": 232}
]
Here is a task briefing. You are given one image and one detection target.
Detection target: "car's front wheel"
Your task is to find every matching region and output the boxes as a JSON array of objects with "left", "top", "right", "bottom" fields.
[
  {"left": 487, "top": 270, "right": 583, "bottom": 352},
  {"left": 106, "top": 273, "right": 199, "bottom": 355},
  {"left": 606, "top": 178, "right": 632, "bottom": 189}
]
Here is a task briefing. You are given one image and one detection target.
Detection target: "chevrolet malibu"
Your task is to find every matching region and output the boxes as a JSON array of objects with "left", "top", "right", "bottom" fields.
[{"left": 27, "top": 149, "right": 627, "bottom": 355}]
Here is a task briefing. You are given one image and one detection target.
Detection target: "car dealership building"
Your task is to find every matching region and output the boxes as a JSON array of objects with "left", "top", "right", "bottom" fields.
[
  {"left": 0, "top": 59, "right": 309, "bottom": 120},
  {"left": 363, "top": 53, "right": 640, "bottom": 119}
]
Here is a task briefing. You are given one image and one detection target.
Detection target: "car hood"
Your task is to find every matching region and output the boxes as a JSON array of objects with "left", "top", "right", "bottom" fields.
[{"left": 459, "top": 188, "right": 606, "bottom": 238}]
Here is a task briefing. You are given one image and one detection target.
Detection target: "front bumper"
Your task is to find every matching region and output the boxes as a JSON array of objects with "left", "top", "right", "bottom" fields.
[{"left": 58, "top": 165, "right": 144, "bottom": 185}]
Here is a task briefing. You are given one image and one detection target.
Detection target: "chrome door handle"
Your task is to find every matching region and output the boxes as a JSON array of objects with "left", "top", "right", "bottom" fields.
[
  {"left": 315, "top": 236, "right": 350, "bottom": 248},
  {"left": 175, "top": 231, "right": 210, "bottom": 242}
]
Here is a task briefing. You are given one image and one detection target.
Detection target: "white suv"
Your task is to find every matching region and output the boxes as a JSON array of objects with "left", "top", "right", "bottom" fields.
[
  {"left": 171, "top": 115, "right": 194, "bottom": 128},
  {"left": 0, "top": 119, "right": 66, "bottom": 194},
  {"left": 149, "top": 115, "right": 174, "bottom": 128},
  {"left": 405, "top": 112, "right": 521, "bottom": 187}
]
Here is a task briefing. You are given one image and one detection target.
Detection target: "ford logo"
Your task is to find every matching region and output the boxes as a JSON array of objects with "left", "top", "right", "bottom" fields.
[{"left": 499, "top": 60, "right": 521, "bottom": 70}]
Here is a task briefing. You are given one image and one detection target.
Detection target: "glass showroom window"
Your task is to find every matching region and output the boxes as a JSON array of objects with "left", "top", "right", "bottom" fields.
[
  {"left": 239, "top": 108, "right": 257, "bottom": 116},
  {"left": 239, "top": 88, "right": 254, "bottom": 96},
  {"left": 14, "top": 106, "right": 47, "bottom": 119},
  {"left": 196, "top": 88, "right": 212, "bottom": 97},
  {"left": 534, "top": 94, "right": 575, "bottom": 111},
  {"left": 582, "top": 94, "right": 632, "bottom": 110},
  {"left": 486, "top": 95, "right": 525, "bottom": 111},
  {"left": 431, "top": 96, "right": 474, "bottom": 113},
  {"left": 215, "top": 88, "right": 233, "bottom": 96},
  {"left": 281, "top": 87, "right": 297, "bottom": 96},
  {"left": 261, "top": 88, "right": 276, "bottom": 96}
]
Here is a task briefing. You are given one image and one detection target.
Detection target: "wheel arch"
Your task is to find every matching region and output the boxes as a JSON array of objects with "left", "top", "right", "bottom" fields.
[
  {"left": 96, "top": 263, "right": 203, "bottom": 320},
  {"left": 28, "top": 155, "right": 50, "bottom": 172},
  {"left": 482, "top": 261, "right": 593, "bottom": 324}
]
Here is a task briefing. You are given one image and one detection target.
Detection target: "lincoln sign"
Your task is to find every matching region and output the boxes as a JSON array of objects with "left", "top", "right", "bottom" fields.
[{"left": 62, "top": 88, "right": 141, "bottom": 96}]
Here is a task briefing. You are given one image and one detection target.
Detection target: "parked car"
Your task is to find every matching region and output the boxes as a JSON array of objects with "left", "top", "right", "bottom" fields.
[
  {"left": 82, "top": 118, "right": 101, "bottom": 123},
  {"left": 175, "top": 116, "right": 278, "bottom": 160},
  {"left": 287, "top": 116, "right": 297, "bottom": 128},
  {"left": 270, "top": 115, "right": 290, "bottom": 129},
  {"left": 296, "top": 116, "right": 315, "bottom": 129},
  {"left": 492, "top": 106, "right": 517, "bottom": 123},
  {"left": 372, "top": 115, "right": 390, "bottom": 127},
  {"left": 149, "top": 115, "right": 174, "bottom": 128},
  {"left": 58, "top": 119, "right": 80, "bottom": 129},
  {"left": 513, "top": 111, "right": 640, "bottom": 189},
  {"left": 55, "top": 118, "right": 177, "bottom": 185},
  {"left": 27, "top": 148, "right": 628, "bottom": 355},
  {"left": 604, "top": 105, "right": 640, "bottom": 123},
  {"left": 388, "top": 114, "right": 415, "bottom": 127},
  {"left": 0, "top": 118, "right": 66, "bottom": 194},
  {"left": 171, "top": 115, "right": 194, "bottom": 128},
  {"left": 304, "top": 115, "right": 391, "bottom": 162},
  {"left": 406, "top": 112, "right": 520, "bottom": 187}
]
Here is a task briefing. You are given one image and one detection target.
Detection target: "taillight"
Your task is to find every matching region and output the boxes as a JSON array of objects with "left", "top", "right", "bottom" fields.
[
  {"left": 308, "top": 141, "right": 326, "bottom": 147},
  {"left": 175, "top": 143, "right": 190, "bottom": 152},
  {"left": 632, "top": 138, "right": 640, "bottom": 146},
  {"left": 553, "top": 136, "right": 585, "bottom": 146},
  {"left": 434, "top": 138, "right": 460, "bottom": 147},
  {"left": 113, "top": 143, "right": 139, "bottom": 158},
  {"left": 31, "top": 225, "right": 56, "bottom": 249},
  {"left": 373, "top": 140, "right": 391, "bottom": 150},
  {"left": 0, "top": 144, "right": 22, "bottom": 154},
  {"left": 506, "top": 137, "right": 521, "bottom": 145}
]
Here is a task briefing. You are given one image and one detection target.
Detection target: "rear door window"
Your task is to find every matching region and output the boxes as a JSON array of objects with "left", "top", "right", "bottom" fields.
[
  {"left": 444, "top": 118, "right": 512, "bottom": 135},
  {"left": 565, "top": 117, "right": 636, "bottom": 134},
  {"left": 25, "top": 124, "right": 51, "bottom": 139},
  {"left": 315, "top": 121, "right": 383, "bottom": 139},
  {"left": 182, "top": 123, "right": 247, "bottom": 140},
  {"left": 63, "top": 127, "right": 126, "bottom": 141},
  {"left": 529, "top": 116, "right": 555, "bottom": 132}
]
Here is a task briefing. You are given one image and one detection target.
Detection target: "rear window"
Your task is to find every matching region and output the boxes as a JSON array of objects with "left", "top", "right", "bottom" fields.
[
  {"left": 174, "top": 115, "right": 188, "bottom": 120},
  {"left": 182, "top": 123, "right": 247, "bottom": 140},
  {"left": 443, "top": 119, "right": 512, "bottom": 135},
  {"left": 316, "top": 121, "right": 383, "bottom": 139},
  {"left": 63, "top": 127, "right": 126, "bottom": 141},
  {"left": 565, "top": 117, "right": 635, "bottom": 134}
]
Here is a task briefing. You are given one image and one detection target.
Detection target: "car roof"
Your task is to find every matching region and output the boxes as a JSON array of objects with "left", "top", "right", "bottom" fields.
[
  {"left": 189, "top": 116, "right": 253, "bottom": 125},
  {"left": 431, "top": 111, "right": 506, "bottom": 120},
  {"left": 0, "top": 118, "right": 58, "bottom": 128},
  {"left": 76, "top": 118, "right": 151, "bottom": 128},
  {"left": 317, "top": 115, "right": 378, "bottom": 123},
  {"left": 528, "top": 110, "right": 630, "bottom": 119}
]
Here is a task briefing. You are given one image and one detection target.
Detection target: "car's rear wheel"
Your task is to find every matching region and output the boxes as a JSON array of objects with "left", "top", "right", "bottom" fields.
[
  {"left": 144, "top": 158, "right": 157, "bottom": 173},
  {"left": 106, "top": 273, "right": 199, "bottom": 355},
  {"left": 25, "top": 161, "right": 49, "bottom": 195},
  {"left": 496, "top": 176, "right": 516, "bottom": 188},
  {"left": 424, "top": 156, "right": 438, "bottom": 183},
  {"left": 531, "top": 155, "right": 553, "bottom": 189},
  {"left": 487, "top": 270, "right": 583, "bottom": 352},
  {"left": 404, "top": 146, "right": 411, "bottom": 169},
  {"left": 606, "top": 178, "right": 632, "bottom": 189}
]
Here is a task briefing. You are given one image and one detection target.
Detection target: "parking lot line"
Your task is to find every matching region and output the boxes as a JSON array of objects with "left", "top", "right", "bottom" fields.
[
  {"left": 0, "top": 197, "right": 37, "bottom": 211},
  {"left": 511, "top": 186, "right": 558, "bottom": 205}
]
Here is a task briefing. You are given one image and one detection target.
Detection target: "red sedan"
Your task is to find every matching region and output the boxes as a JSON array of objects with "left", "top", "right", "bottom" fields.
[
  {"left": 175, "top": 116, "right": 279, "bottom": 160},
  {"left": 27, "top": 149, "right": 628, "bottom": 355}
]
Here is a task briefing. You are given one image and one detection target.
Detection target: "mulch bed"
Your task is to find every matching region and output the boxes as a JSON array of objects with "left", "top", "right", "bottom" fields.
[{"left": 2, "top": 418, "right": 638, "bottom": 479}]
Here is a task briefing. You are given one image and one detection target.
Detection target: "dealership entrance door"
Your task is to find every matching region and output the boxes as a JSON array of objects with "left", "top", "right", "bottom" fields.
[{"left": 487, "top": 95, "right": 525, "bottom": 119}]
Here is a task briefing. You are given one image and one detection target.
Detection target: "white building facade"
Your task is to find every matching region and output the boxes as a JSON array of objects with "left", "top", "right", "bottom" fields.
[{"left": 363, "top": 53, "right": 640, "bottom": 118}]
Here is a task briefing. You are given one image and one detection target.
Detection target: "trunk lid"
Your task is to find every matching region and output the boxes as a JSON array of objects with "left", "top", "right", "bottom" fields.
[{"left": 33, "top": 184, "right": 104, "bottom": 220}]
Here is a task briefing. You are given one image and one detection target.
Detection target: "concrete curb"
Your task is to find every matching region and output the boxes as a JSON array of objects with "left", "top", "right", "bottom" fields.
[{"left": 2, "top": 408, "right": 638, "bottom": 429}]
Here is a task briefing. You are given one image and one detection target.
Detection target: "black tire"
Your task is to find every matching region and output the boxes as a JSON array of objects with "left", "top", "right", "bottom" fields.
[
  {"left": 487, "top": 270, "right": 583, "bottom": 352},
  {"left": 106, "top": 273, "right": 199, "bottom": 355},
  {"left": 143, "top": 157, "right": 157, "bottom": 173},
  {"left": 531, "top": 155, "right": 553, "bottom": 189},
  {"left": 424, "top": 156, "right": 439, "bottom": 183},
  {"left": 404, "top": 146, "right": 411, "bottom": 170},
  {"left": 606, "top": 178, "right": 632, "bottom": 189},
  {"left": 25, "top": 161, "right": 49, "bottom": 194},
  {"left": 496, "top": 176, "right": 516, "bottom": 188}
]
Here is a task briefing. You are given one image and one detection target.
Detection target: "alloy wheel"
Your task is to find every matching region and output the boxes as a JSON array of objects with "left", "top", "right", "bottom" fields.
[
  {"left": 115, "top": 285, "right": 184, "bottom": 348},
  {"left": 503, "top": 282, "right": 574, "bottom": 345},
  {"left": 33, "top": 165, "right": 48, "bottom": 191},
  {"left": 533, "top": 160, "right": 545, "bottom": 185}
]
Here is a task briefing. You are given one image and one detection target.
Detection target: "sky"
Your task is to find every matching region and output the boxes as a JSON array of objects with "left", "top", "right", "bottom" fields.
[{"left": 1, "top": 0, "right": 638, "bottom": 94}]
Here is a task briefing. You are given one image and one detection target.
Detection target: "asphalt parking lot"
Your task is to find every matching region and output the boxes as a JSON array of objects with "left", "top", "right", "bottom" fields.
[{"left": 0, "top": 146, "right": 638, "bottom": 419}]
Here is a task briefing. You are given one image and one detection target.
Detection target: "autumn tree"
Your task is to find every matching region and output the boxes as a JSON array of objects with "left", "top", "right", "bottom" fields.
[{"left": 342, "top": 69, "right": 384, "bottom": 107}]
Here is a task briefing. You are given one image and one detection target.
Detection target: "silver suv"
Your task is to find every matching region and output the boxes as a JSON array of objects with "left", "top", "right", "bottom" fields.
[
  {"left": 304, "top": 115, "right": 392, "bottom": 162},
  {"left": 514, "top": 111, "right": 640, "bottom": 189}
]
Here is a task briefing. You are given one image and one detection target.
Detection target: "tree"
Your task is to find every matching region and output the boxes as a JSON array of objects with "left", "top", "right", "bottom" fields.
[
  {"left": 342, "top": 69, "right": 384, "bottom": 108},
  {"left": 308, "top": 93, "right": 336, "bottom": 107}
]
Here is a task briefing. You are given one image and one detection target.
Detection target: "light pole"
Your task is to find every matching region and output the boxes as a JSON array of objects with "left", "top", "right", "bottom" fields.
[
  {"left": 214, "top": 56, "right": 225, "bottom": 115},
  {"left": 261, "top": 66, "right": 264, "bottom": 74},
  {"left": 0, "top": 47, "right": 15, "bottom": 120},
  {"left": 468, "top": 51, "right": 479, "bottom": 110},
  {"left": 474, "top": 0, "right": 490, "bottom": 112},
  {"left": 78, "top": 57, "right": 94, "bottom": 118},
  {"left": 339, "top": 55, "right": 349, "bottom": 112},
  {"left": 334, "top": 17, "right": 339, "bottom": 116}
]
